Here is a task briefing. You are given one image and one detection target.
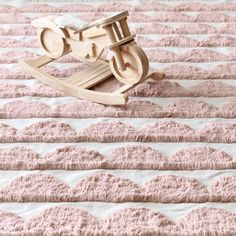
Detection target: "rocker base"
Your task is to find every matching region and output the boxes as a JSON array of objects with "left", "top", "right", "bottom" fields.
[{"left": 19, "top": 55, "right": 165, "bottom": 105}]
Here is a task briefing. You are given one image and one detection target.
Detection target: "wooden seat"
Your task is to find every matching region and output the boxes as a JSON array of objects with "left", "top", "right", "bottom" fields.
[
  {"left": 74, "top": 11, "right": 129, "bottom": 34},
  {"left": 54, "top": 15, "right": 87, "bottom": 30}
]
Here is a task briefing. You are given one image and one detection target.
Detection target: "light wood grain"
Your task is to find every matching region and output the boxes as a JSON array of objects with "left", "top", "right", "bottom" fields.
[{"left": 19, "top": 11, "right": 165, "bottom": 105}]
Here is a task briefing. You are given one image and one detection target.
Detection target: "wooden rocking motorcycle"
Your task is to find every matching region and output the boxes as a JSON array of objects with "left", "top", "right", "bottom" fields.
[{"left": 20, "top": 11, "right": 164, "bottom": 105}]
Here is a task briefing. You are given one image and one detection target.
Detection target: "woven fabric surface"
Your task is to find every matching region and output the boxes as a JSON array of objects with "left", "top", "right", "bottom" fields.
[{"left": 0, "top": 0, "right": 236, "bottom": 235}]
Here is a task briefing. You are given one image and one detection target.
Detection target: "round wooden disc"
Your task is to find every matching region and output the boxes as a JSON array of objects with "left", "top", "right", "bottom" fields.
[
  {"left": 39, "top": 28, "right": 66, "bottom": 59},
  {"left": 110, "top": 44, "right": 149, "bottom": 85}
]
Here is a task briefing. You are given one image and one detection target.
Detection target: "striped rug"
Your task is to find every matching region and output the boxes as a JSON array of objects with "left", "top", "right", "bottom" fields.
[{"left": 0, "top": 0, "right": 235, "bottom": 235}]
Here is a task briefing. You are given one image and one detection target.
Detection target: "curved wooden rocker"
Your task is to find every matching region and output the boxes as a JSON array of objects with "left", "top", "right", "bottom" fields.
[{"left": 20, "top": 11, "right": 164, "bottom": 105}]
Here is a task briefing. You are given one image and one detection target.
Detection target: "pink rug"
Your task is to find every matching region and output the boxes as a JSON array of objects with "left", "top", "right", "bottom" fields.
[{"left": 0, "top": 1, "right": 236, "bottom": 235}]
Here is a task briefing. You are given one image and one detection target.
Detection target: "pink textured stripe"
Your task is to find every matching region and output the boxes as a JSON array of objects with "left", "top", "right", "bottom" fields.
[
  {"left": 145, "top": 175, "right": 208, "bottom": 203},
  {"left": 0, "top": 2, "right": 235, "bottom": 234},
  {"left": 164, "top": 63, "right": 236, "bottom": 80},
  {"left": 2, "top": 12, "right": 236, "bottom": 24},
  {"left": 211, "top": 176, "right": 236, "bottom": 202},
  {"left": 197, "top": 123, "right": 236, "bottom": 143},
  {"left": 0, "top": 38, "right": 38, "bottom": 48},
  {"left": 0, "top": 64, "right": 87, "bottom": 79},
  {"left": 0, "top": 51, "right": 38, "bottom": 63},
  {"left": 0, "top": 173, "right": 235, "bottom": 202},
  {"left": 0, "top": 84, "right": 32, "bottom": 97},
  {"left": 0, "top": 211, "right": 24, "bottom": 232},
  {"left": 0, "top": 5, "right": 16, "bottom": 13},
  {"left": 0, "top": 25, "right": 35, "bottom": 36},
  {"left": 136, "top": 23, "right": 236, "bottom": 34},
  {"left": 30, "top": 12, "right": 106, "bottom": 22},
  {"left": 146, "top": 48, "right": 234, "bottom": 63},
  {"left": 133, "top": 12, "right": 236, "bottom": 23},
  {"left": 33, "top": 83, "right": 64, "bottom": 96},
  {"left": 0, "top": 50, "right": 83, "bottom": 64},
  {"left": 98, "top": 207, "right": 174, "bottom": 235},
  {"left": 0, "top": 121, "right": 236, "bottom": 143},
  {"left": 1, "top": 23, "right": 236, "bottom": 36},
  {"left": 25, "top": 206, "right": 98, "bottom": 234},
  {"left": 18, "top": 4, "right": 63, "bottom": 13},
  {"left": 137, "top": 35, "right": 236, "bottom": 47},
  {"left": 19, "top": 121, "right": 78, "bottom": 142},
  {"left": 1, "top": 99, "right": 236, "bottom": 118},
  {"left": 177, "top": 207, "right": 236, "bottom": 233},
  {"left": 0, "top": 14, "right": 29, "bottom": 24},
  {"left": 0, "top": 174, "right": 70, "bottom": 202},
  {"left": 0, "top": 206, "right": 235, "bottom": 235},
  {"left": 0, "top": 81, "right": 236, "bottom": 98},
  {"left": 0, "top": 145, "right": 234, "bottom": 170},
  {"left": 0, "top": 146, "right": 40, "bottom": 170},
  {"left": 0, "top": 83, "right": 62, "bottom": 97},
  {"left": 71, "top": 173, "right": 144, "bottom": 202},
  {"left": 1, "top": 2, "right": 236, "bottom": 13},
  {"left": 0, "top": 100, "right": 53, "bottom": 118},
  {"left": 0, "top": 68, "right": 33, "bottom": 80},
  {"left": 2, "top": 63, "right": 235, "bottom": 80}
]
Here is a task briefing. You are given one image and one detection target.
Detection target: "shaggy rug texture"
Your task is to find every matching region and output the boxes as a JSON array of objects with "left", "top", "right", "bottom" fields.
[{"left": 0, "top": 0, "right": 236, "bottom": 235}]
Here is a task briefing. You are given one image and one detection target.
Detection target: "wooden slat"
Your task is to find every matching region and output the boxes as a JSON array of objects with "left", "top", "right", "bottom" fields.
[
  {"left": 30, "top": 55, "right": 54, "bottom": 67},
  {"left": 83, "top": 59, "right": 108, "bottom": 67},
  {"left": 70, "top": 63, "right": 108, "bottom": 85},
  {"left": 67, "top": 62, "right": 105, "bottom": 83},
  {"left": 106, "top": 35, "right": 135, "bottom": 50},
  {"left": 73, "top": 11, "right": 128, "bottom": 34},
  {"left": 112, "top": 22, "right": 122, "bottom": 40},
  {"left": 73, "top": 66, "right": 111, "bottom": 86},
  {"left": 80, "top": 70, "right": 113, "bottom": 89}
]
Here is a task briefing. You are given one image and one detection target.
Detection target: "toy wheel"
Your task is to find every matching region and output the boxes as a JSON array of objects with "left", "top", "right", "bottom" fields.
[
  {"left": 39, "top": 28, "right": 67, "bottom": 59},
  {"left": 109, "top": 44, "right": 149, "bottom": 85}
]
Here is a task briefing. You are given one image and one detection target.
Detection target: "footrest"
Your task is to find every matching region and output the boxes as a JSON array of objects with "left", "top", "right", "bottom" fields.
[{"left": 66, "top": 60, "right": 112, "bottom": 89}]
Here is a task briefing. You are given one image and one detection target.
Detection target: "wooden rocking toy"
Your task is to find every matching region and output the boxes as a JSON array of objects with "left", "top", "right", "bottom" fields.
[{"left": 19, "top": 11, "right": 164, "bottom": 105}]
